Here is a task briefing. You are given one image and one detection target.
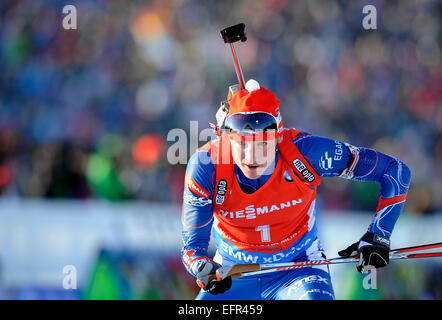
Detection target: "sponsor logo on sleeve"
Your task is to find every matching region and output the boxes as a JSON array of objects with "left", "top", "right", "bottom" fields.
[
  {"left": 185, "top": 173, "right": 210, "bottom": 199},
  {"left": 319, "top": 152, "right": 333, "bottom": 170},
  {"left": 183, "top": 193, "right": 212, "bottom": 207}
]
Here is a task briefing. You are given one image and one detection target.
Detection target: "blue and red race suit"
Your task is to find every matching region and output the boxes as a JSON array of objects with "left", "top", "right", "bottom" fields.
[{"left": 181, "top": 129, "right": 411, "bottom": 300}]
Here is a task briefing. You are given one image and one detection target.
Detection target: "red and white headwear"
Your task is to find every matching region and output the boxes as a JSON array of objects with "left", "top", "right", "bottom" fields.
[{"left": 217, "top": 79, "right": 283, "bottom": 141}]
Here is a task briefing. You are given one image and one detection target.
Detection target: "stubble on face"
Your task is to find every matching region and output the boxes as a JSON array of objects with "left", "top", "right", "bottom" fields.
[{"left": 230, "top": 139, "right": 277, "bottom": 179}]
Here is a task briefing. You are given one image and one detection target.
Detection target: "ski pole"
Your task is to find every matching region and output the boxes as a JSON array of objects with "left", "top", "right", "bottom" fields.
[{"left": 212, "top": 242, "right": 442, "bottom": 281}]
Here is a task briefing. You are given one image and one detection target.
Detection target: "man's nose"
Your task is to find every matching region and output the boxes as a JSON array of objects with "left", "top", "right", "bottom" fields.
[{"left": 243, "top": 144, "right": 256, "bottom": 163}]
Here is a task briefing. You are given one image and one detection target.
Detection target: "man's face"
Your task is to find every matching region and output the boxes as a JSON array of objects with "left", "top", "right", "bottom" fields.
[{"left": 230, "top": 137, "right": 278, "bottom": 179}]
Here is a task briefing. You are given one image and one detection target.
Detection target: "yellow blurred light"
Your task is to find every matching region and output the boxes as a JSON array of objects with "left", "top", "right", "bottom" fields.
[{"left": 130, "top": 10, "right": 165, "bottom": 42}]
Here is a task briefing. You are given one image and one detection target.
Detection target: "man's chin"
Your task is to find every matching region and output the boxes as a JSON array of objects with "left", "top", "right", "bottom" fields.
[{"left": 241, "top": 165, "right": 265, "bottom": 179}]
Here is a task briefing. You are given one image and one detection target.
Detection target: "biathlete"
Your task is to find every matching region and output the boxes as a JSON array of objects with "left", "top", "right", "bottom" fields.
[{"left": 180, "top": 79, "right": 411, "bottom": 300}]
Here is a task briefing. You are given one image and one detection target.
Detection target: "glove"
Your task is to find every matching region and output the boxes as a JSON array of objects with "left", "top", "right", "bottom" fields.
[
  {"left": 338, "top": 231, "right": 390, "bottom": 273},
  {"left": 196, "top": 261, "right": 232, "bottom": 295}
]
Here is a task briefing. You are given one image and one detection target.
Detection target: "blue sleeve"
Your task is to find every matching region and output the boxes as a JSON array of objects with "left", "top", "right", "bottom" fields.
[
  {"left": 181, "top": 150, "right": 216, "bottom": 277},
  {"left": 294, "top": 132, "right": 411, "bottom": 238},
  {"left": 292, "top": 132, "right": 353, "bottom": 177},
  {"left": 350, "top": 148, "right": 411, "bottom": 238}
]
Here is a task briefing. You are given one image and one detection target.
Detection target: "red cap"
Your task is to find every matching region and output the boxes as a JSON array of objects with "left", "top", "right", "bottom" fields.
[
  {"left": 228, "top": 87, "right": 280, "bottom": 115},
  {"left": 227, "top": 80, "right": 283, "bottom": 135}
]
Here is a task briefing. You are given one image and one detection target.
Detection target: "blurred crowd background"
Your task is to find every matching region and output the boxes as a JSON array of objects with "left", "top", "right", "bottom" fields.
[{"left": 0, "top": 0, "right": 441, "bottom": 299}]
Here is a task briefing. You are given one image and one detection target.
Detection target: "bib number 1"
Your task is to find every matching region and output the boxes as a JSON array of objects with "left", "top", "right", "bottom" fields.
[{"left": 256, "top": 225, "right": 271, "bottom": 242}]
